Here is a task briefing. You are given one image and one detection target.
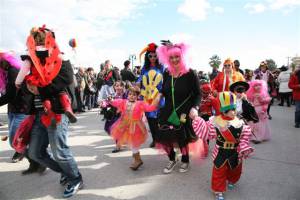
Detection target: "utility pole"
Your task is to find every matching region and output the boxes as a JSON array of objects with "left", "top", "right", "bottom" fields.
[
  {"left": 129, "top": 54, "right": 136, "bottom": 71},
  {"left": 287, "top": 56, "right": 291, "bottom": 68}
]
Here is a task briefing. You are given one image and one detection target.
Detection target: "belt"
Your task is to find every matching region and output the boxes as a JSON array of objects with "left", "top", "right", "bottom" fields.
[{"left": 216, "top": 140, "right": 238, "bottom": 149}]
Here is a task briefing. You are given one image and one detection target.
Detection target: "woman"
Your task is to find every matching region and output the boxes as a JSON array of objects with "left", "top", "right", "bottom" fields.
[
  {"left": 277, "top": 66, "right": 292, "bottom": 107},
  {"left": 288, "top": 65, "right": 300, "bottom": 128},
  {"left": 0, "top": 51, "right": 26, "bottom": 162},
  {"left": 211, "top": 58, "right": 245, "bottom": 94},
  {"left": 138, "top": 43, "right": 164, "bottom": 147},
  {"left": 97, "top": 60, "right": 120, "bottom": 103},
  {"left": 156, "top": 41, "right": 200, "bottom": 173}
]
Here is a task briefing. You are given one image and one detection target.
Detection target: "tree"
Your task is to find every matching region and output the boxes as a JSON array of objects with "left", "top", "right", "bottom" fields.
[
  {"left": 265, "top": 59, "right": 277, "bottom": 71},
  {"left": 209, "top": 54, "right": 221, "bottom": 69}
]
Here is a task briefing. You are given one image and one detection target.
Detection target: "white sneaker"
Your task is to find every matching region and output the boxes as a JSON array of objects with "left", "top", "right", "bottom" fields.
[
  {"left": 163, "top": 160, "right": 178, "bottom": 174},
  {"left": 179, "top": 162, "right": 189, "bottom": 173}
]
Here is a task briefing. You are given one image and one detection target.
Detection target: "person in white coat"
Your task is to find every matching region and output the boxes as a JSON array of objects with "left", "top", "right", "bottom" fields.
[{"left": 278, "top": 66, "right": 292, "bottom": 107}]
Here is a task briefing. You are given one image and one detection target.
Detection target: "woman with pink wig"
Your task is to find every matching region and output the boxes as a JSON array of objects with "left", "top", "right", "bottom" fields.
[
  {"left": 156, "top": 41, "right": 200, "bottom": 173},
  {"left": 246, "top": 80, "right": 271, "bottom": 143}
]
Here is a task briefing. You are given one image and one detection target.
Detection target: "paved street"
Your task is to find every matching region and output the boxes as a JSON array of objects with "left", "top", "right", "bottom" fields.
[{"left": 0, "top": 104, "right": 299, "bottom": 200}]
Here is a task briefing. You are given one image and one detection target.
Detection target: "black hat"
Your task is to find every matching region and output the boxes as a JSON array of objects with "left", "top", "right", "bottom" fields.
[{"left": 229, "top": 81, "right": 249, "bottom": 92}]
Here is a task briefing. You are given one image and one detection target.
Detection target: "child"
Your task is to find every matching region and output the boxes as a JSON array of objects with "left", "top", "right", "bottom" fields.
[
  {"left": 199, "top": 82, "right": 220, "bottom": 121},
  {"left": 198, "top": 82, "right": 220, "bottom": 157},
  {"left": 100, "top": 80, "right": 126, "bottom": 153},
  {"left": 16, "top": 25, "right": 76, "bottom": 125},
  {"left": 246, "top": 80, "right": 271, "bottom": 143},
  {"left": 108, "top": 86, "right": 159, "bottom": 170},
  {"left": 192, "top": 92, "right": 253, "bottom": 200},
  {"left": 229, "top": 81, "right": 259, "bottom": 123}
]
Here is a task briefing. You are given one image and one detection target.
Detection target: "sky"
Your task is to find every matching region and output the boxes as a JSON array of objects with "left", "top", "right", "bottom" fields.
[{"left": 1, "top": 0, "right": 300, "bottom": 72}]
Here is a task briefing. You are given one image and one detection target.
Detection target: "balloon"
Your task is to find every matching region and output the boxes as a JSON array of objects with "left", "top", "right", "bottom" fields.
[{"left": 69, "top": 38, "right": 77, "bottom": 48}]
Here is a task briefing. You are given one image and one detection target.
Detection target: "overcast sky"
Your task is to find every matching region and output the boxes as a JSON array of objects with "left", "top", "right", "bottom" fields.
[{"left": 1, "top": 0, "right": 300, "bottom": 72}]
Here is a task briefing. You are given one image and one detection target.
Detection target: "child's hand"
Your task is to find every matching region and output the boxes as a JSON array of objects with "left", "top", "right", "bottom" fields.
[{"left": 189, "top": 107, "right": 198, "bottom": 120}]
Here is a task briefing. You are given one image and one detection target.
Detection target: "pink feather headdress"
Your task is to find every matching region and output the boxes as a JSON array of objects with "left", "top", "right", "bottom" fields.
[
  {"left": 0, "top": 51, "right": 22, "bottom": 93},
  {"left": 156, "top": 41, "right": 189, "bottom": 76}
]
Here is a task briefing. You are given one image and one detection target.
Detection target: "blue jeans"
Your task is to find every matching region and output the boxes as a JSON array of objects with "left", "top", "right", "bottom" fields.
[
  {"left": 295, "top": 100, "right": 300, "bottom": 125},
  {"left": 8, "top": 113, "right": 26, "bottom": 147},
  {"left": 28, "top": 113, "right": 81, "bottom": 181}
]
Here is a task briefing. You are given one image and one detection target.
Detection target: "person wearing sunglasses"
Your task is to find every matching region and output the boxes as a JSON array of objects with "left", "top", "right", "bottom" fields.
[
  {"left": 229, "top": 81, "right": 258, "bottom": 124},
  {"left": 192, "top": 91, "right": 253, "bottom": 200},
  {"left": 137, "top": 43, "right": 164, "bottom": 148},
  {"left": 211, "top": 58, "right": 245, "bottom": 96}
]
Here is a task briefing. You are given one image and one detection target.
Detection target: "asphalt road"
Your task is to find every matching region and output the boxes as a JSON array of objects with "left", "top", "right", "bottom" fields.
[{"left": 0, "top": 104, "right": 299, "bottom": 200}]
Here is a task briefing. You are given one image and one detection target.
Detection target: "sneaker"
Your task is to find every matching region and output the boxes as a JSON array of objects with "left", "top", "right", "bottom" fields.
[
  {"left": 63, "top": 179, "right": 83, "bottom": 198},
  {"left": 163, "top": 160, "right": 178, "bottom": 174},
  {"left": 11, "top": 152, "right": 22, "bottom": 163},
  {"left": 60, "top": 174, "right": 68, "bottom": 186},
  {"left": 215, "top": 192, "right": 225, "bottom": 200},
  {"left": 295, "top": 124, "right": 300, "bottom": 128},
  {"left": 228, "top": 183, "right": 234, "bottom": 190},
  {"left": 179, "top": 162, "right": 189, "bottom": 173}
]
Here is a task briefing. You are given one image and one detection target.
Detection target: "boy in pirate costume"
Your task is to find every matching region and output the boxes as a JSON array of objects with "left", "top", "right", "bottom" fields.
[
  {"left": 192, "top": 92, "right": 253, "bottom": 200},
  {"left": 16, "top": 25, "right": 77, "bottom": 126}
]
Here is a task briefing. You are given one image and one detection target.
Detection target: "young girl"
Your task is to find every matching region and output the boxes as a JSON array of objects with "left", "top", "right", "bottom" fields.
[
  {"left": 109, "top": 86, "right": 159, "bottom": 170},
  {"left": 100, "top": 80, "right": 126, "bottom": 153},
  {"left": 246, "top": 80, "right": 271, "bottom": 143},
  {"left": 192, "top": 91, "right": 253, "bottom": 200},
  {"left": 16, "top": 25, "right": 76, "bottom": 125}
]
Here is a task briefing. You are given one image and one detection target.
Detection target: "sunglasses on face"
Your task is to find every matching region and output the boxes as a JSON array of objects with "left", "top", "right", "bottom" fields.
[
  {"left": 148, "top": 54, "right": 157, "bottom": 59},
  {"left": 224, "top": 64, "right": 231, "bottom": 67}
]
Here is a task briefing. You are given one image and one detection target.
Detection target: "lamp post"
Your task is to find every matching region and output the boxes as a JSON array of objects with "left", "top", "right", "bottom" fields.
[{"left": 129, "top": 54, "right": 136, "bottom": 71}]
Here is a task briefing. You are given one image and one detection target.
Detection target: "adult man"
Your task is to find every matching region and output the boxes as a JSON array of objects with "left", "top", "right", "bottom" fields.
[{"left": 120, "top": 60, "right": 136, "bottom": 82}]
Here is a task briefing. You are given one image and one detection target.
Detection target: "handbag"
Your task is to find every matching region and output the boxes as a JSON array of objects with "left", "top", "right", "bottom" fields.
[{"left": 167, "top": 76, "right": 191, "bottom": 126}]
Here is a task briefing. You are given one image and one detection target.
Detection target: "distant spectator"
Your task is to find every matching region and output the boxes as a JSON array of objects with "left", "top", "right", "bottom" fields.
[
  {"left": 120, "top": 60, "right": 136, "bottom": 82},
  {"left": 234, "top": 60, "right": 244, "bottom": 75}
]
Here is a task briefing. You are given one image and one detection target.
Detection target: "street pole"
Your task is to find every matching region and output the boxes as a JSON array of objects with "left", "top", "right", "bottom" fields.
[
  {"left": 129, "top": 54, "right": 136, "bottom": 71},
  {"left": 287, "top": 56, "right": 291, "bottom": 68}
]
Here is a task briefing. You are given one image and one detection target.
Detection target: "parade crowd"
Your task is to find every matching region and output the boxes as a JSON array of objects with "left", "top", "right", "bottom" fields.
[{"left": 1, "top": 26, "right": 300, "bottom": 200}]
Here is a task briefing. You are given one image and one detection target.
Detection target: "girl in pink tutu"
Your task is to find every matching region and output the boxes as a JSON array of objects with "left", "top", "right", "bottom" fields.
[
  {"left": 247, "top": 80, "right": 271, "bottom": 143},
  {"left": 109, "top": 86, "right": 160, "bottom": 170}
]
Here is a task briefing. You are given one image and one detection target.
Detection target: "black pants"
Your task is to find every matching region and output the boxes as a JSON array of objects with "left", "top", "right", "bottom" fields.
[
  {"left": 147, "top": 117, "right": 158, "bottom": 142},
  {"left": 75, "top": 89, "right": 85, "bottom": 111},
  {"left": 279, "top": 92, "right": 291, "bottom": 106}
]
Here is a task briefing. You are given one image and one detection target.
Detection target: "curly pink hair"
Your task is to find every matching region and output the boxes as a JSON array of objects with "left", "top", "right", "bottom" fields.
[
  {"left": 246, "top": 80, "right": 270, "bottom": 102},
  {"left": 156, "top": 43, "right": 189, "bottom": 76},
  {"left": 0, "top": 52, "right": 22, "bottom": 93}
]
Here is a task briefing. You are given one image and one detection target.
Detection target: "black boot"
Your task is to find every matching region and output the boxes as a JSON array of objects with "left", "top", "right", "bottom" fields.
[{"left": 21, "top": 159, "right": 40, "bottom": 175}]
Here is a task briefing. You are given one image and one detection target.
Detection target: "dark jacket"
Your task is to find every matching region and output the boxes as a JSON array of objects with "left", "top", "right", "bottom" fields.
[
  {"left": 120, "top": 68, "right": 136, "bottom": 82},
  {"left": 36, "top": 60, "right": 74, "bottom": 114},
  {"left": 0, "top": 67, "right": 29, "bottom": 114}
]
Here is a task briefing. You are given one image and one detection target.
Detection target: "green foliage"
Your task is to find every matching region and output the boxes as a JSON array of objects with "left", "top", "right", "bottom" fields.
[{"left": 209, "top": 54, "right": 221, "bottom": 69}]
